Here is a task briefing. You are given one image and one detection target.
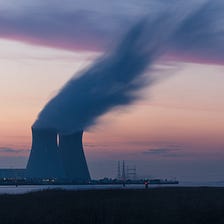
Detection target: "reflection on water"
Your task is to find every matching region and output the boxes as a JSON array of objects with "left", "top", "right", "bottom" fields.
[{"left": 0, "top": 182, "right": 224, "bottom": 194}]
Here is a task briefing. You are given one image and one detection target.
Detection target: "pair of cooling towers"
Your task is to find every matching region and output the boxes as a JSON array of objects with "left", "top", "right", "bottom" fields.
[{"left": 26, "top": 128, "right": 91, "bottom": 181}]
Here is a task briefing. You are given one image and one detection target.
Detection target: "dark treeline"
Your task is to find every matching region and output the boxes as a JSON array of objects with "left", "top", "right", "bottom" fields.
[{"left": 1, "top": 188, "right": 224, "bottom": 224}]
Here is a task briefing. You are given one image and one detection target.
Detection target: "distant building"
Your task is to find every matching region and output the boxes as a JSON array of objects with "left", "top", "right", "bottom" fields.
[{"left": 0, "top": 169, "right": 27, "bottom": 179}]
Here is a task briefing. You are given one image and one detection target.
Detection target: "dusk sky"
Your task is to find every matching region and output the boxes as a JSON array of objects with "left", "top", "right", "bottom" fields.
[{"left": 1, "top": 0, "right": 224, "bottom": 181}]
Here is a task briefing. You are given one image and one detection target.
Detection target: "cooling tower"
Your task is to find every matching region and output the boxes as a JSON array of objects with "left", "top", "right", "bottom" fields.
[
  {"left": 59, "top": 131, "right": 91, "bottom": 181},
  {"left": 26, "top": 128, "right": 63, "bottom": 179}
]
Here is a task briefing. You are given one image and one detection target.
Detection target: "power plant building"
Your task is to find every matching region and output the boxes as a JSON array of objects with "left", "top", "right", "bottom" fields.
[{"left": 0, "top": 169, "right": 27, "bottom": 179}]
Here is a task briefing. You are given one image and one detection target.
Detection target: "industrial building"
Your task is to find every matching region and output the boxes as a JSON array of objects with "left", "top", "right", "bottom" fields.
[
  {"left": 26, "top": 128, "right": 90, "bottom": 181},
  {"left": 0, "top": 169, "right": 26, "bottom": 179},
  {"left": 59, "top": 131, "right": 90, "bottom": 181}
]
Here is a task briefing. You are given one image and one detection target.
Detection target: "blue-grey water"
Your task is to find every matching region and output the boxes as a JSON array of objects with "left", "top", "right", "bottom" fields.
[{"left": 1, "top": 181, "right": 224, "bottom": 194}]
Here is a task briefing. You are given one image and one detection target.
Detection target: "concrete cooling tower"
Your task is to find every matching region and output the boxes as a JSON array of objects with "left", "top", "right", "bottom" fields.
[
  {"left": 59, "top": 131, "right": 90, "bottom": 181},
  {"left": 26, "top": 128, "right": 63, "bottom": 179},
  {"left": 26, "top": 128, "right": 90, "bottom": 181}
]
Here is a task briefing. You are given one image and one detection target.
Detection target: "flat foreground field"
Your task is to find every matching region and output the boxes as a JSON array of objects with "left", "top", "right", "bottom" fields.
[{"left": 1, "top": 187, "right": 224, "bottom": 224}]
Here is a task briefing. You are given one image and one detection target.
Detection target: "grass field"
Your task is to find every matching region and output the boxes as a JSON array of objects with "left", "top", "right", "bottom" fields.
[{"left": 0, "top": 187, "right": 224, "bottom": 224}]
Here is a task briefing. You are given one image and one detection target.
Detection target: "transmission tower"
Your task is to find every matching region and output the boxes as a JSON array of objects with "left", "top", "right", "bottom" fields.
[{"left": 117, "top": 161, "right": 121, "bottom": 180}]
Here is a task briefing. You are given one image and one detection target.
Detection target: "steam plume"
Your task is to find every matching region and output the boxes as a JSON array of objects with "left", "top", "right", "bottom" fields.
[
  {"left": 33, "top": 1, "right": 224, "bottom": 133},
  {"left": 33, "top": 18, "right": 173, "bottom": 133}
]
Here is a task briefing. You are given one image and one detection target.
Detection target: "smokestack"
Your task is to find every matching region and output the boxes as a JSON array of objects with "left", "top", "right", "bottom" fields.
[
  {"left": 26, "top": 128, "right": 63, "bottom": 179},
  {"left": 59, "top": 131, "right": 90, "bottom": 181}
]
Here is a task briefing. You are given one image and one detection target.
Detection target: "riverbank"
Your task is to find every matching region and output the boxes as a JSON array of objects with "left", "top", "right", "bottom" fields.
[{"left": 0, "top": 187, "right": 224, "bottom": 223}]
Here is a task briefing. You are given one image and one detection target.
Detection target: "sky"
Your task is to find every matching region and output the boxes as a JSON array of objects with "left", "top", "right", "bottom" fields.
[{"left": 0, "top": 0, "right": 224, "bottom": 181}]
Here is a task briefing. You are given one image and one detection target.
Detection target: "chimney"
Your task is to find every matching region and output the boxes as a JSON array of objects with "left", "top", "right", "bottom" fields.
[{"left": 59, "top": 131, "right": 90, "bottom": 181}]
